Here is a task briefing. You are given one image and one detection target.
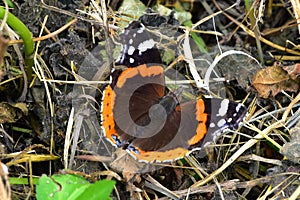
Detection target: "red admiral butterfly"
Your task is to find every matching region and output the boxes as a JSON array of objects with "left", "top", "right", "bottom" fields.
[{"left": 101, "top": 21, "right": 247, "bottom": 162}]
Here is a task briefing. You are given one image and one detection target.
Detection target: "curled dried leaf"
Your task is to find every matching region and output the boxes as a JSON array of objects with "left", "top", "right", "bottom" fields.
[
  {"left": 252, "top": 65, "right": 299, "bottom": 98},
  {"left": 282, "top": 63, "right": 300, "bottom": 80}
]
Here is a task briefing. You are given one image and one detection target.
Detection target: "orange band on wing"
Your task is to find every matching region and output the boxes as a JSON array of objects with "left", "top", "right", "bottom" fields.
[
  {"left": 116, "top": 64, "right": 164, "bottom": 88},
  {"left": 129, "top": 147, "right": 189, "bottom": 163},
  {"left": 188, "top": 99, "right": 208, "bottom": 145},
  {"left": 101, "top": 85, "right": 118, "bottom": 145}
]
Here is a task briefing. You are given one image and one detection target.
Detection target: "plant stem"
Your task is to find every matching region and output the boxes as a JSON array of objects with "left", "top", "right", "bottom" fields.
[
  {"left": 245, "top": 0, "right": 264, "bottom": 64},
  {"left": 0, "top": 7, "right": 34, "bottom": 81}
]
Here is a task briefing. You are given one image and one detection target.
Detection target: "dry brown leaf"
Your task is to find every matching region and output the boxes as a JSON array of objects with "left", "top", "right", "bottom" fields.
[
  {"left": 282, "top": 63, "right": 300, "bottom": 80},
  {"left": 252, "top": 65, "right": 299, "bottom": 98},
  {"left": 110, "top": 150, "right": 147, "bottom": 172}
]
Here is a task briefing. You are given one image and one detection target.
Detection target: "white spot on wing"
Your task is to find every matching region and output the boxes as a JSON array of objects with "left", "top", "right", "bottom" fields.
[
  {"left": 236, "top": 103, "right": 242, "bottom": 112},
  {"left": 129, "top": 57, "right": 134, "bottom": 63},
  {"left": 210, "top": 123, "right": 215, "bottom": 128},
  {"left": 129, "top": 39, "right": 133, "bottom": 44},
  {"left": 217, "top": 119, "right": 226, "bottom": 127},
  {"left": 128, "top": 46, "right": 135, "bottom": 55},
  {"left": 138, "top": 39, "right": 155, "bottom": 53},
  {"left": 217, "top": 99, "right": 229, "bottom": 117}
]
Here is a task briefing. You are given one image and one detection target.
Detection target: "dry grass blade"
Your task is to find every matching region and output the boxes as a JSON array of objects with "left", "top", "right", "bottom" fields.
[
  {"left": 4, "top": 144, "right": 59, "bottom": 167},
  {"left": 290, "top": 184, "right": 300, "bottom": 200},
  {"left": 158, "top": 173, "right": 299, "bottom": 198},
  {"left": 257, "top": 175, "right": 299, "bottom": 200},
  {"left": 90, "top": 170, "right": 122, "bottom": 181},
  {"left": 9, "top": 18, "right": 78, "bottom": 44},
  {"left": 64, "top": 107, "right": 74, "bottom": 169},
  {"left": 68, "top": 109, "right": 84, "bottom": 169},
  {"left": 237, "top": 154, "right": 282, "bottom": 166},
  {"left": 290, "top": 0, "right": 300, "bottom": 34},
  {"left": 182, "top": 32, "right": 205, "bottom": 90}
]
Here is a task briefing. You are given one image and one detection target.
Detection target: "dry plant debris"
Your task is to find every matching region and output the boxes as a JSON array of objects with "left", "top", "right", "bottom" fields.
[
  {"left": 0, "top": 0, "right": 299, "bottom": 199},
  {"left": 252, "top": 64, "right": 299, "bottom": 98}
]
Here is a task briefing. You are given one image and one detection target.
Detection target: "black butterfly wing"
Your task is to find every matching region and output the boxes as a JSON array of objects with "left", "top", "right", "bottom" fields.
[{"left": 126, "top": 98, "right": 247, "bottom": 162}]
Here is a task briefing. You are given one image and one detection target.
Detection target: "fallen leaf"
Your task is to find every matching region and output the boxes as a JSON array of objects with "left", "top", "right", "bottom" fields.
[
  {"left": 252, "top": 65, "right": 299, "bottom": 98},
  {"left": 282, "top": 63, "right": 300, "bottom": 80}
]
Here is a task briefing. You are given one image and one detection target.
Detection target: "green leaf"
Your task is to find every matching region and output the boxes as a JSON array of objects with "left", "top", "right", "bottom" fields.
[
  {"left": 75, "top": 180, "right": 116, "bottom": 200},
  {"left": 36, "top": 174, "right": 89, "bottom": 200},
  {"left": 36, "top": 175, "right": 62, "bottom": 200},
  {"left": 36, "top": 174, "right": 115, "bottom": 200}
]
